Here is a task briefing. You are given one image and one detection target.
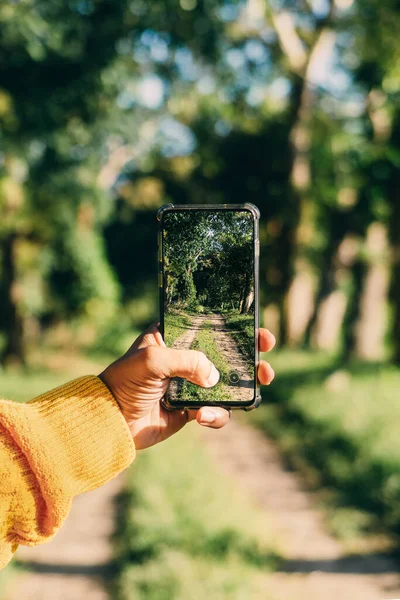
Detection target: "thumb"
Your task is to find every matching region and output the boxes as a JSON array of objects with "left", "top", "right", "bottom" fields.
[{"left": 155, "top": 347, "right": 220, "bottom": 388}]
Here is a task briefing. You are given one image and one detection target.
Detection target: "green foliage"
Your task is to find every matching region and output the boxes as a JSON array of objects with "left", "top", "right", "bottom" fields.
[
  {"left": 250, "top": 350, "right": 400, "bottom": 538},
  {"left": 194, "top": 304, "right": 206, "bottom": 313},
  {"left": 0, "top": 368, "right": 73, "bottom": 403},
  {"left": 0, "top": 0, "right": 134, "bottom": 362},
  {"left": 163, "top": 211, "right": 254, "bottom": 312},
  {"left": 2, "top": 0, "right": 400, "bottom": 365},
  {"left": 87, "top": 320, "right": 140, "bottom": 357},
  {"left": 49, "top": 227, "right": 120, "bottom": 322},
  {"left": 113, "top": 428, "right": 280, "bottom": 600},
  {"left": 163, "top": 311, "right": 191, "bottom": 347}
]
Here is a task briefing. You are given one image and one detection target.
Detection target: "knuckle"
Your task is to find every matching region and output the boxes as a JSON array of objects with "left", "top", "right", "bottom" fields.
[{"left": 141, "top": 345, "right": 158, "bottom": 367}]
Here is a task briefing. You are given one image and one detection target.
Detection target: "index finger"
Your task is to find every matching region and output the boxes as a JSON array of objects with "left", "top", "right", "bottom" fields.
[{"left": 126, "top": 322, "right": 166, "bottom": 355}]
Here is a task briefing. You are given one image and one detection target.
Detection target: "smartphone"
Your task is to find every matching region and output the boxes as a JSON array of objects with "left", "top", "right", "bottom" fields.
[{"left": 158, "top": 203, "right": 260, "bottom": 411}]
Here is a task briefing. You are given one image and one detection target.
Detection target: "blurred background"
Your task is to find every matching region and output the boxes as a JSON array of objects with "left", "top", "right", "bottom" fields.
[{"left": 2, "top": 0, "right": 400, "bottom": 598}]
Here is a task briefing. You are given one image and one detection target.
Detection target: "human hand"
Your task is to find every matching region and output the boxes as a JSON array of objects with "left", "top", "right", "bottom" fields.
[{"left": 99, "top": 324, "right": 275, "bottom": 450}]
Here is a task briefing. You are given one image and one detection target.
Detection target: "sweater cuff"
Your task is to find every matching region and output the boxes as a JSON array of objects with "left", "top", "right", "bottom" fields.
[{"left": 0, "top": 376, "right": 135, "bottom": 540}]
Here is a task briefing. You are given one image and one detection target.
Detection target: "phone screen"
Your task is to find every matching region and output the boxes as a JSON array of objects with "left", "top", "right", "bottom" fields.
[{"left": 161, "top": 207, "right": 257, "bottom": 407}]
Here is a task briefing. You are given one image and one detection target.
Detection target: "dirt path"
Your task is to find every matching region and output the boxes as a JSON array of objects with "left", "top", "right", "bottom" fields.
[
  {"left": 168, "top": 315, "right": 204, "bottom": 398},
  {"left": 171, "top": 312, "right": 400, "bottom": 596},
  {"left": 6, "top": 473, "right": 126, "bottom": 600},
  {"left": 170, "top": 313, "right": 254, "bottom": 402},
  {"left": 205, "top": 313, "right": 254, "bottom": 402},
  {"left": 200, "top": 419, "right": 400, "bottom": 600}
]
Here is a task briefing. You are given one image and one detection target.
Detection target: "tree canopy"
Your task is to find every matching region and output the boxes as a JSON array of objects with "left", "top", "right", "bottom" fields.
[
  {"left": 1, "top": 0, "right": 400, "bottom": 364},
  {"left": 163, "top": 210, "right": 254, "bottom": 312}
]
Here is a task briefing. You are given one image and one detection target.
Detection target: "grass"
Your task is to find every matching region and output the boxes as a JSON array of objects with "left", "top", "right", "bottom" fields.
[
  {"left": 224, "top": 313, "right": 254, "bottom": 363},
  {"left": 164, "top": 311, "right": 192, "bottom": 347},
  {"left": 249, "top": 348, "right": 400, "bottom": 542},
  {"left": 181, "top": 320, "right": 233, "bottom": 403},
  {"left": 0, "top": 369, "right": 75, "bottom": 403},
  {"left": 0, "top": 348, "right": 282, "bottom": 599},
  {"left": 112, "top": 427, "right": 280, "bottom": 600},
  {"left": 164, "top": 312, "right": 237, "bottom": 402}
]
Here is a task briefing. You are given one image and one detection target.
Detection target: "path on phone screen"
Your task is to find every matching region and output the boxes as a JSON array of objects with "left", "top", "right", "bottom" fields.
[
  {"left": 170, "top": 312, "right": 254, "bottom": 401},
  {"left": 200, "top": 419, "right": 400, "bottom": 600}
]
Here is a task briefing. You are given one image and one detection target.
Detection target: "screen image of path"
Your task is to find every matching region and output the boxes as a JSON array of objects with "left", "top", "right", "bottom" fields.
[{"left": 163, "top": 210, "right": 255, "bottom": 403}]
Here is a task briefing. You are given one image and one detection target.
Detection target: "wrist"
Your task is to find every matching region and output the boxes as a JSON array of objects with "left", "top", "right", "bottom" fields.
[{"left": 98, "top": 370, "right": 133, "bottom": 427}]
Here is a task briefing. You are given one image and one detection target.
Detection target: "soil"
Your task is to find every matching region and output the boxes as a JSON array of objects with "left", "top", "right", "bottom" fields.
[
  {"left": 168, "top": 314, "right": 203, "bottom": 399},
  {"left": 6, "top": 318, "right": 400, "bottom": 600},
  {"left": 171, "top": 311, "right": 400, "bottom": 597},
  {"left": 6, "top": 474, "right": 126, "bottom": 600},
  {"left": 206, "top": 313, "right": 253, "bottom": 401},
  {"left": 200, "top": 419, "right": 400, "bottom": 600}
]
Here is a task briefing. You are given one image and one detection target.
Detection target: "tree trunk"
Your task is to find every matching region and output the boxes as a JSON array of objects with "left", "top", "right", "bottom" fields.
[
  {"left": 240, "top": 269, "right": 254, "bottom": 314},
  {"left": 303, "top": 231, "right": 343, "bottom": 348},
  {"left": 303, "top": 260, "right": 334, "bottom": 348},
  {"left": 355, "top": 223, "right": 389, "bottom": 360},
  {"left": 1, "top": 233, "right": 26, "bottom": 366},
  {"left": 270, "top": 8, "right": 337, "bottom": 344},
  {"left": 275, "top": 220, "right": 297, "bottom": 344},
  {"left": 277, "top": 78, "right": 314, "bottom": 344},
  {"left": 238, "top": 275, "right": 246, "bottom": 313},
  {"left": 389, "top": 164, "right": 400, "bottom": 365},
  {"left": 340, "top": 259, "right": 367, "bottom": 363},
  {"left": 242, "top": 289, "right": 254, "bottom": 314}
]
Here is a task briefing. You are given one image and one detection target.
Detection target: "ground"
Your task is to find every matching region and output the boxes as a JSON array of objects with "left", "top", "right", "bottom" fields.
[
  {"left": 168, "top": 312, "right": 254, "bottom": 403},
  {"left": 7, "top": 419, "right": 400, "bottom": 600},
  {"left": 3, "top": 345, "right": 400, "bottom": 599}
]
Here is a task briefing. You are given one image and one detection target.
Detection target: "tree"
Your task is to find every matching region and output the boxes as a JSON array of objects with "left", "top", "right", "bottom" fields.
[
  {"left": 163, "top": 210, "right": 253, "bottom": 312},
  {"left": 0, "top": 0, "right": 132, "bottom": 363},
  {"left": 346, "top": 0, "right": 400, "bottom": 363}
]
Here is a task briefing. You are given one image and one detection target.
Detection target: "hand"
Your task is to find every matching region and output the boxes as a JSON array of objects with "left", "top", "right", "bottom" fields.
[{"left": 99, "top": 324, "right": 275, "bottom": 450}]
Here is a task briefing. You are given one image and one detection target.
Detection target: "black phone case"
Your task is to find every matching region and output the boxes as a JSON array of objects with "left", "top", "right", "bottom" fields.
[{"left": 157, "top": 203, "right": 261, "bottom": 412}]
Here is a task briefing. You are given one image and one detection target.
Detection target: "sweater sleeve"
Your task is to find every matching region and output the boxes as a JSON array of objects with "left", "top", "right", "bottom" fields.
[{"left": 0, "top": 375, "right": 135, "bottom": 570}]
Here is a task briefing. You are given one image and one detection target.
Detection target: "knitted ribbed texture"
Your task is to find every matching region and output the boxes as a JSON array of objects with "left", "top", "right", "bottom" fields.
[{"left": 0, "top": 375, "right": 135, "bottom": 570}]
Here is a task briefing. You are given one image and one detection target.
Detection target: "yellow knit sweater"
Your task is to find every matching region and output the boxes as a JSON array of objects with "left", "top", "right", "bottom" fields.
[{"left": 0, "top": 375, "right": 136, "bottom": 570}]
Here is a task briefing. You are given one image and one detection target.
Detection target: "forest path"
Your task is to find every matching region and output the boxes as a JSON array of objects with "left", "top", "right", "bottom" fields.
[
  {"left": 200, "top": 419, "right": 400, "bottom": 600},
  {"left": 204, "top": 313, "right": 253, "bottom": 401},
  {"left": 168, "top": 314, "right": 204, "bottom": 398},
  {"left": 170, "top": 312, "right": 253, "bottom": 402},
  {"left": 6, "top": 474, "right": 125, "bottom": 600}
]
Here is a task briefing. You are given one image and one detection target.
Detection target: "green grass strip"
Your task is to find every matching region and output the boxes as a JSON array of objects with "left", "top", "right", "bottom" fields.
[
  {"left": 164, "top": 311, "right": 192, "bottom": 347},
  {"left": 112, "top": 428, "right": 280, "bottom": 600},
  {"left": 181, "top": 320, "right": 232, "bottom": 402},
  {"left": 224, "top": 313, "right": 254, "bottom": 364}
]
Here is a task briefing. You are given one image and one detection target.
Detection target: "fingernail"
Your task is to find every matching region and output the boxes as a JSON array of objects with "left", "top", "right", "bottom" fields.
[
  {"left": 200, "top": 409, "right": 216, "bottom": 424},
  {"left": 268, "top": 366, "right": 275, "bottom": 383},
  {"left": 206, "top": 364, "right": 220, "bottom": 387}
]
